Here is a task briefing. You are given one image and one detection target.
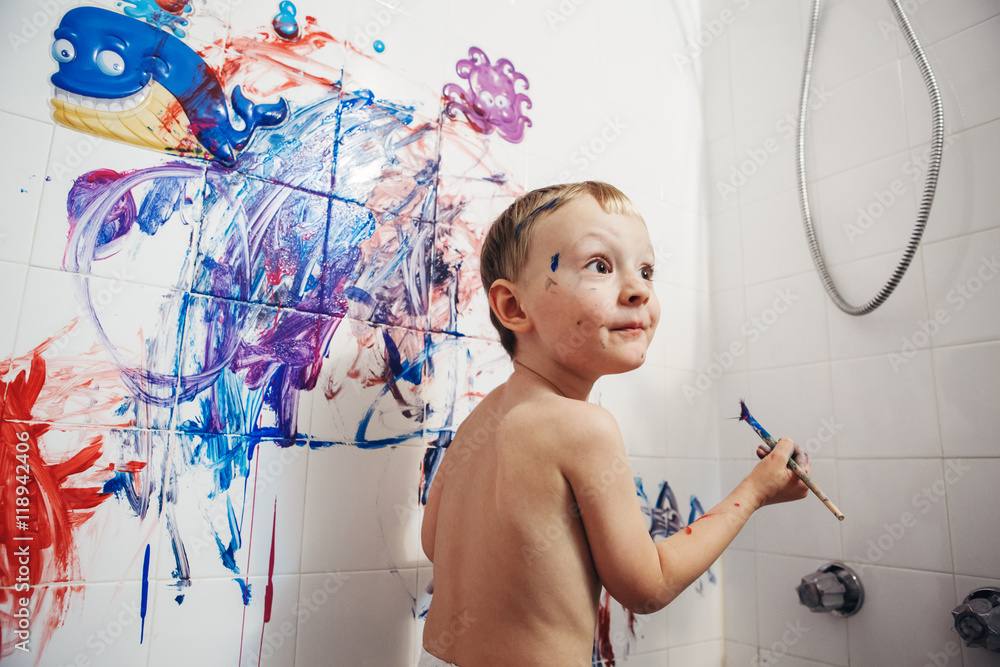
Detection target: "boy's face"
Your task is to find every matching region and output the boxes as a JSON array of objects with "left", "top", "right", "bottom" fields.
[{"left": 517, "top": 195, "right": 660, "bottom": 377}]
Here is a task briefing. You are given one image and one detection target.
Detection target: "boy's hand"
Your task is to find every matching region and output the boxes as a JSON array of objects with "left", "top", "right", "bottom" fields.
[{"left": 744, "top": 438, "right": 810, "bottom": 508}]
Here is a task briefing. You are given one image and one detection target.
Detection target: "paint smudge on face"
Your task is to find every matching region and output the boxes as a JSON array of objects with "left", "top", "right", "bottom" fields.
[
  {"left": 685, "top": 526, "right": 693, "bottom": 534},
  {"left": 550, "top": 253, "right": 559, "bottom": 272}
]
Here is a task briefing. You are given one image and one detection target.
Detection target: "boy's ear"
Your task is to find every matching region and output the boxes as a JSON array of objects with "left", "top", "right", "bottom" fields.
[{"left": 488, "top": 279, "right": 531, "bottom": 333}]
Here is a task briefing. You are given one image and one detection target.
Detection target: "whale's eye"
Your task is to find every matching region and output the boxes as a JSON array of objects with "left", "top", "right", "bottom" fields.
[
  {"left": 52, "top": 39, "right": 75, "bottom": 63},
  {"left": 97, "top": 50, "right": 125, "bottom": 76}
]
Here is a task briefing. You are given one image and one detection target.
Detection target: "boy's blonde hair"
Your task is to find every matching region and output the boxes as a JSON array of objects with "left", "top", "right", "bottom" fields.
[{"left": 479, "top": 181, "right": 644, "bottom": 356}]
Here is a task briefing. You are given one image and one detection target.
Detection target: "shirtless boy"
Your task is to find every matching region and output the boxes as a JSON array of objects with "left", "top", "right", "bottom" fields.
[{"left": 420, "top": 182, "right": 809, "bottom": 666}]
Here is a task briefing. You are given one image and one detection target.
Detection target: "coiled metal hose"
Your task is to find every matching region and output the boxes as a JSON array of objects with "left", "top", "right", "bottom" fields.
[{"left": 796, "top": 0, "right": 945, "bottom": 315}]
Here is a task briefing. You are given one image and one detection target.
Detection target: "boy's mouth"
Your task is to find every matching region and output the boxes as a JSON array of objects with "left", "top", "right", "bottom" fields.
[{"left": 611, "top": 321, "right": 645, "bottom": 333}]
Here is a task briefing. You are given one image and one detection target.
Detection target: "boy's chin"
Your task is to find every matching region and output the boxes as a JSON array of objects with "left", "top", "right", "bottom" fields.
[{"left": 591, "top": 350, "right": 650, "bottom": 377}]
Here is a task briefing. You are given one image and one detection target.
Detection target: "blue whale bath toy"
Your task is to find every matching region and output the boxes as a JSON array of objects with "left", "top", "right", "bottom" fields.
[{"left": 50, "top": 6, "right": 288, "bottom": 166}]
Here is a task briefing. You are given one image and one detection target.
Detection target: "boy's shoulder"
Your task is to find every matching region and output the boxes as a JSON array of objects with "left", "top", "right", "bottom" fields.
[{"left": 502, "top": 391, "right": 622, "bottom": 452}]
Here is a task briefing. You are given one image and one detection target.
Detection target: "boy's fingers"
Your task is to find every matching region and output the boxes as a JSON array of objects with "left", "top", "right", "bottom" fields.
[
  {"left": 771, "top": 437, "right": 796, "bottom": 461},
  {"left": 792, "top": 444, "right": 809, "bottom": 471}
]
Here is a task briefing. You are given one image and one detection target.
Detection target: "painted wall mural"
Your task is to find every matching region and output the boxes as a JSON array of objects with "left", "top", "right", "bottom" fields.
[{"left": 0, "top": 1, "right": 713, "bottom": 664}]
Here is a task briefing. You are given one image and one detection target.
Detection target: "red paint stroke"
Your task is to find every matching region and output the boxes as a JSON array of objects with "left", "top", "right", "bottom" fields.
[
  {"left": 595, "top": 589, "right": 615, "bottom": 666},
  {"left": 685, "top": 526, "right": 693, "bottom": 535},
  {"left": 201, "top": 17, "right": 343, "bottom": 99},
  {"left": 264, "top": 499, "right": 277, "bottom": 623},
  {"left": 734, "top": 503, "right": 740, "bottom": 507},
  {"left": 1, "top": 342, "right": 118, "bottom": 657}
]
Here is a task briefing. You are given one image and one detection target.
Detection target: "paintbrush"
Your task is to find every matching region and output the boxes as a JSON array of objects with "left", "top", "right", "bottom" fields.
[{"left": 737, "top": 400, "right": 844, "bottom": 521}]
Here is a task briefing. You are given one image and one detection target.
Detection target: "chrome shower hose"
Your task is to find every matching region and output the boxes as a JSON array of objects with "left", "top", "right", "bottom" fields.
[{"left": 797, "top": 0, "right": 945, "bottom": 315}]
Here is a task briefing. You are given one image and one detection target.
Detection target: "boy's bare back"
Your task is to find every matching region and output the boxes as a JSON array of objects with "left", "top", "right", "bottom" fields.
[{"left": 422, "top": 376, "right": 607, "bottom": 666}]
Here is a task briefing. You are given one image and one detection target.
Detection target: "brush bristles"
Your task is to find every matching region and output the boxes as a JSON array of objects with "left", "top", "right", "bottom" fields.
[{"left": 738, "top": 399, "right": 750, "bottom": 421}]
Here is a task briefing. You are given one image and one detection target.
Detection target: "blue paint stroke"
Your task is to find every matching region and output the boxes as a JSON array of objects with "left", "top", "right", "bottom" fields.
[
  {"left": 550, "top": 253, "right": 559, "bottom": 272},
  {"left": 140, "top": 543, "right": 150, "bottom": 643},
  {"left": 234, "top": 577, "right": 252, "bottom": 605},
  {"left": 514, "top": 197, "right": 559, "bottom": 238}
]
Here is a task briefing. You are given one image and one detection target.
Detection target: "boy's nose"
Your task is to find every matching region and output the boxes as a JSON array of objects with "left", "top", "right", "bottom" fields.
[{"left": 620, "top": 275, "right": 651, "bottom": 305}]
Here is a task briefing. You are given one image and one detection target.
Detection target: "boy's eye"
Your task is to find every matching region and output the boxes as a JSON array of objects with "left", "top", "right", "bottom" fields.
[
  {"left": 640, "top": 266, "right": 654, "bottom": 280},
  {"left": 585, "top": 259, "right": 610, "bottom": 274}
]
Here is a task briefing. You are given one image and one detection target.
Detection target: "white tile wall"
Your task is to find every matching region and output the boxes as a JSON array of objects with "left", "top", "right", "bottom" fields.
[
  {"left": 845, "top": 565, "right": 958, "bottom": 667},
  {"left": 831, "top": 350, "right": 941, "bottom": 458},
  {"left": 708, "top": 2, "right": 1000, "bottom": 663}
]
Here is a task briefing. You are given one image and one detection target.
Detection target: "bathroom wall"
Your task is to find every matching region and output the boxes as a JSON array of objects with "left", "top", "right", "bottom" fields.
[
  {"left": 701, "top": 0, "right": 1000, "bottom": 665},
  {"left": 0, "top": 0, "right": 721, "bottom": 665}
]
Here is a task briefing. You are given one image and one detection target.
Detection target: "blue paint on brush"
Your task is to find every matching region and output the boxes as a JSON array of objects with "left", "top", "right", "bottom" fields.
[
  {"left": 550, "top": 253, "right": 559, "bottom": 271},
  {"left": 140, "top": 543, "right": 150, "bottom": 643},
  {"left": 738, "top": 399, "right": 777, "bottom": 446}
]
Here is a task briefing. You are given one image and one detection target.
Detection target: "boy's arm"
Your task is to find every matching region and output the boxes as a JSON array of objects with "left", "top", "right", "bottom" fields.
[{"left": 561, "top": 404, "right": 807, "bottom": 614}]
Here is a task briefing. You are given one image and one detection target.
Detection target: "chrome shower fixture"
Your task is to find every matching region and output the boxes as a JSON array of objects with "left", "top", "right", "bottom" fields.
[
  {"left": 796, "top": 562, "right": 865, "bottom": 617},
  {"left": 952, "top": 587, "right": 1000, "bottom": 652},
  {"left": 797, "top": 0, "right": 945, "bottom": 315}
]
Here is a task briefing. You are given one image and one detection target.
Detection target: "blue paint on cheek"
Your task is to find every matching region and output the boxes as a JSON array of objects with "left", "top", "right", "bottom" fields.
[{"left": 550, "top": 253, "right": 559, "bottom": 272}]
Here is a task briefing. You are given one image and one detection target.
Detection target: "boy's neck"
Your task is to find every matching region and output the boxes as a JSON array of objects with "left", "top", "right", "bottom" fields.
[{"left": 510, "top": 356, "right": 595, "bottom": 402}]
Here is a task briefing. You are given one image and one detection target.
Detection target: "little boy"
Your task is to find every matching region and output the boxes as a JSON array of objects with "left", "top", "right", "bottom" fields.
[{"left": 420, "top": 182, "right": 809, "bottom": 666}]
